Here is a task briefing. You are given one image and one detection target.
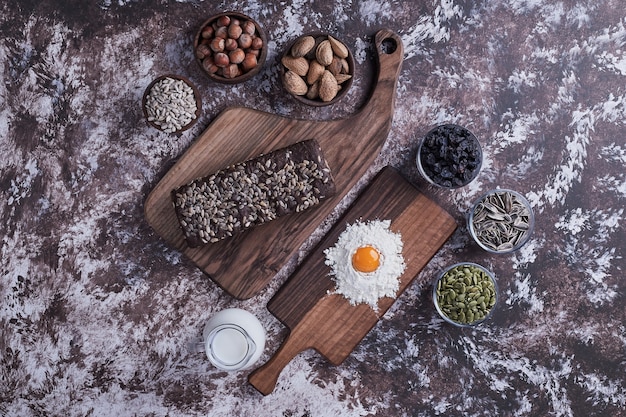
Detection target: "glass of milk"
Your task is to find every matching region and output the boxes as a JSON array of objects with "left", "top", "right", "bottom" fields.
[{"left": 190, "top": 308, "right": 266, "bottom": 371}]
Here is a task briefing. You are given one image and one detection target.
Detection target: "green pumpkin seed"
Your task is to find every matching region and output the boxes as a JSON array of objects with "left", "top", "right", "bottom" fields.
[{"left": 435, "top": 264, "right": 497, "bottom": 325}]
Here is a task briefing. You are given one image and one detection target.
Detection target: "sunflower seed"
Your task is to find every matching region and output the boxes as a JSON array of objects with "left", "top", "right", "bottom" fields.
[{"left": 470, "top": 190, "right": 532, "bottom": 252}]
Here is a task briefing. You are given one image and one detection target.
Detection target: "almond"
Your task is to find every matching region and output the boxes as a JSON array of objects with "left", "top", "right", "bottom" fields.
[
  {"left": 290, "top": 35, "right": 315, "bottom": 58},
  {"left": 281, "top": 56, "right": 309, "bottom": 77},
  {"left": 334, "top": 73, "right": 352, "bottom": 84},
  {"left": 328, "top": 56, "right": 342, "bottom": 76},
  {"left": 283, "top": 70, "right": 308, "bottom": 95},
  {"left": 328, "top": 35, "right": 349, "bottom": 59},
  {"left": 340, "top": 58, "right": 350, "bottom": 73},
  {"left": 306, "top": 60, "right": 325, "bottom": 85},
  {"left": 315, "top": 40, "right": 333, "bottom": 66},
  {"left": 306, "top": 80, "right": 320, "bottom": 100},
  {"left": 318, "top": 70, "right": 338, "bottom": 102}
]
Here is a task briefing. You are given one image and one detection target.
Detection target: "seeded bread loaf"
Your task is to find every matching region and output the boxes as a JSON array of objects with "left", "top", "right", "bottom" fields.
[{"left": 172, "top": 139, "right": 335, "bottom": 247}]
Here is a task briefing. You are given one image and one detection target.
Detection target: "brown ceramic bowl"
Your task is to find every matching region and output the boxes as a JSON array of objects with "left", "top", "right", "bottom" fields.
[
  {"left": 280, "top": 32, "right": 355, "bottom": 106},
  {"left": 194, "top": 12, "right": 268, "bottom": 84},
  {"left": 142, "top": 74, "right": 202, "bottom": 133}
]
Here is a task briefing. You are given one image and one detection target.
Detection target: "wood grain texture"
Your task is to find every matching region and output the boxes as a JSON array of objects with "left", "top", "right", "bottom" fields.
[
  {"left": 247, "top": 167, "right": 457, "bottom": 395},
  {"left": 144, "top": 29, "right": 404, "bottom": 299}
]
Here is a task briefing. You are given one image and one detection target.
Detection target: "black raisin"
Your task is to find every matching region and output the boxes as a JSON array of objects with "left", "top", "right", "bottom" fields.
[{"left": 418, "top": 124, "right": 482, "bottom": 187}]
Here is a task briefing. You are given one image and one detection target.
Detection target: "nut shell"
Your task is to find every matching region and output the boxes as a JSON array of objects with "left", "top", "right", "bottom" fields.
[
  {"left": 306, "top": 60, "right": 325, "bottom": 85},
  {"left": 328, "top": 35, "right": 349, "bottom": 59},
  {"left": 242, "top": 53, "right": 258, "bottom": 71},
  {"left": 318, "top": 70, "right": 338, "bottom": 102},
  {"left": 251, "top": 36, "right": 263, "bottom": 50},
  {"left": 283, "top": 70, "right": 308, "bottom": 95},
  {"left": 328, "top": 56, "right": 342, "bottom": 76},
  {"left": 222, "top": 63, "right": 241, "bottom": 78},
  {"left": 217, "top": 15, "right": 230, "bottom": 27},
  {"left": 306, "top": 80, "right": 320, "bottom": 100},
  {"left": 214, "top": 52, "right": 229, "bottom": 67},
  {"left": 238, "top": 33, "right": 253, "bottom": 49},
  {"left": 334, "top": 73, "right": 352, "bottom": 84},
  {"left": 315, "top": 40, "right": 333, "bottom": 66},
  {"left": 281, "top": 56, "right": 309, "bottom": 77},
  {"left": 196, "top": 44, "right": 211, "bottom": 60},
  {"left": 242, "top": 20, "right": 256, "bottom": 35},
  {"left": 291, "top": 35, "right": 315, "bottom": 58},
  {"left": 202, "top": 57, "right": 218, "bottom": 74},
  {"left": 229, "top": 48, "right": 246, "bottom": 64},
  {"left": 228, "top": 23, "right": 242, "bottom": 39},
  {"left": 210, "top": 37, "right": 225, "bottom": 52}
]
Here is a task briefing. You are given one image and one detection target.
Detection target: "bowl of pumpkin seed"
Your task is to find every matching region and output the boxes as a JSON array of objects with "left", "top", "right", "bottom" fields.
[
  {"left": 468, "top": 188, "right": 535, "bottom": 254},
  {"left": 433, "top": 262, "right": 498, "bottom": 327}
]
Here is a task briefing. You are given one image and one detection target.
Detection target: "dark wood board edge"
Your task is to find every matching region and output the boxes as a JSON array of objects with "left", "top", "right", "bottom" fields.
[
  {"left": 144, "top": 29, "right": 405, "bottom": 299},
  {"left": 249, "top": 166, "right": 457, "bottom": 395}
]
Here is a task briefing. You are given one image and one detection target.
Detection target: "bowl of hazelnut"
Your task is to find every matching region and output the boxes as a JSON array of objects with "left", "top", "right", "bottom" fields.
[
  {"left": 280, "top": 33, "right": 354, "bottom": 106},
  {"left": 194, "top": 12, "right": 267, "bottom": 83}
]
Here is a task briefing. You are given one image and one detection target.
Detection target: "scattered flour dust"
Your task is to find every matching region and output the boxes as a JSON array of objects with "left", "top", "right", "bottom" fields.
[{"left": 324, "top": 219, "right": 406, "bottom": 311}]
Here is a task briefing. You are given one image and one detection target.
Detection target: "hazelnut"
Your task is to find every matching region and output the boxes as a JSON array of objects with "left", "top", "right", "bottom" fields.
[
  {"left": 242, "top": 20, "right": 256, "bottom": 36},
  {"left": 222, "top": 63, "right": 241, "bottom": 78},
  {"left": 201, "top": 26, "right": 214, "bottom": 39},
  {"left": 229, "top": 48, "right": 245, "bottom": 64},
  {"left": 228, "top": 23, "right": 242, "bottom": 40},
  {"left": 251, "top": 36, "right": 263, "bottom": 50},
  {"left": 202, "top": 57, "right": 218, "bottom": 74},
  {"left": 242, "top": 53, "right": 257, "bottom": 72},
  {"left": 214, "top": 26, "right": 228, "bottom": 39},
  {"left": 217, "top": 15, "right": 230, "bottom": 27},
  {"left": 238, "top": 33, "right": 252, "bottom": 49},
  {"left": 224, "top": 38, "right": 238, "bottom": 51},
  {"left": 210, "top": 37, "right": 225, "bottom": 52},
  {"left": 195, "top": 44, "right": 211, "bottom": 60},
  {"left": 214, "top": 52, "right": 229, "bottom": 67}
]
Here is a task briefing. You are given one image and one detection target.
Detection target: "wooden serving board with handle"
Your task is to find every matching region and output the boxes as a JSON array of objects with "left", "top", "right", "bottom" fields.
[
  {"left": 247, "top": 167, "right": 457, "bottom": 395},
  {"left": 144, "top": 30, "right": 404, "bottom": 299}
]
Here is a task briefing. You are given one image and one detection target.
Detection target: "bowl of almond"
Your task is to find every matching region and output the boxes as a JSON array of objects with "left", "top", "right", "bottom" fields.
[
  {"left": 280, "top": 33, "right": 354, "bottom": 106},
  {"left": 194, "top": 12, "right": 268, "bottom": 83}
]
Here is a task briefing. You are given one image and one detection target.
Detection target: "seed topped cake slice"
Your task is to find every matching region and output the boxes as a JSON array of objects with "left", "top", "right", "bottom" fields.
[{"left": 172, "top": 139, "right": 336, "bottom": 247}]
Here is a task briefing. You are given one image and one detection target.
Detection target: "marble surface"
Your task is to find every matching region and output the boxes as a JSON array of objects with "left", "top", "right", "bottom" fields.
[{"left": 1, "top": 1, "right": 625, "bottom": 416}]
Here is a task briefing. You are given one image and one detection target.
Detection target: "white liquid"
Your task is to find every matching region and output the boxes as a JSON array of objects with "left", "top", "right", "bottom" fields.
[
  {"left": 202, "top": 308, "right": 266, "bottom": 371},
  {"left": 211, "top": 328, "right": 248, "bottom": 365}
]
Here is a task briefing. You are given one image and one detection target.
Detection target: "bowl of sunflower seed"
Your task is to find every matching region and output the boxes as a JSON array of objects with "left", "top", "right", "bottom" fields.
[{"left": 467, "top": 188, "right": 535, "bottom": 254}]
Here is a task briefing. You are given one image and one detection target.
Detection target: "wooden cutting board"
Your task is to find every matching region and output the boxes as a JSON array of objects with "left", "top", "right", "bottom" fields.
[
  {"left": 247, "top": 167, "right": 457, "bottom": 395},
  {"left": 144, "top": 29, "right": 404, "bottom": 299}
]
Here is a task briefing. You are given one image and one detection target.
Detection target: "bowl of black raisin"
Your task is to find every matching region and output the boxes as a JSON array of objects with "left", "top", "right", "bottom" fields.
[{"left": 416, "top": 124, "right": 482, "bottom": 188}]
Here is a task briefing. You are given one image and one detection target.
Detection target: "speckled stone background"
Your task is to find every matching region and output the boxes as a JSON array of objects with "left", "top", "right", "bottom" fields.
[{"left": 1, "top": 1, "right": 625, "bottom": 416}]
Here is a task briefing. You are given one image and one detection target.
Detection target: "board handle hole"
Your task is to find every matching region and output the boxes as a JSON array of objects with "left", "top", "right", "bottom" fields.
[{"left": 380, "top": 38, "right": 397, "bottom": 54}]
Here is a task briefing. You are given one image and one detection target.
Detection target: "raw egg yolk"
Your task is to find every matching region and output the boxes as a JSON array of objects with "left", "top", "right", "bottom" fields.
[{"left": 352, "top": 245, "right": 381, "bottom": 273}]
